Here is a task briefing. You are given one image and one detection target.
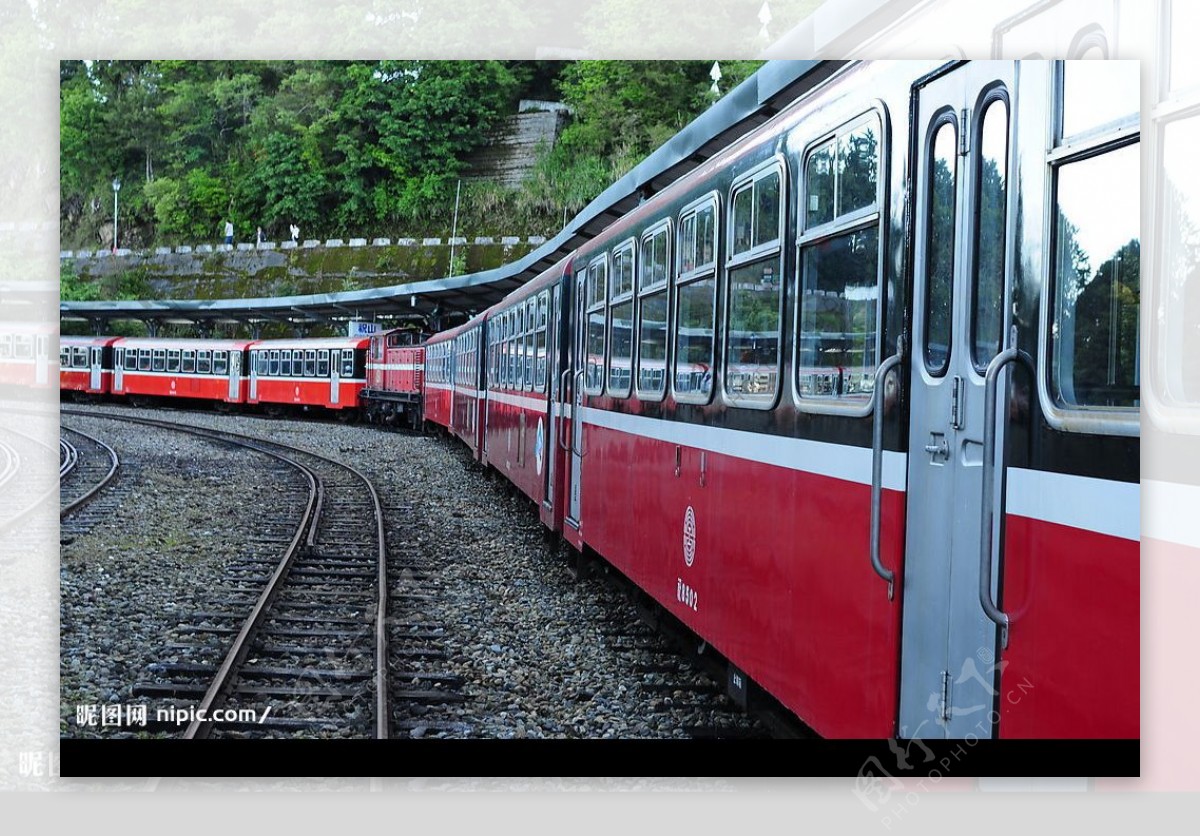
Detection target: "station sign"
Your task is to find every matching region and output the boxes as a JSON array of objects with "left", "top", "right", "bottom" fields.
[{"left": 347, "top": 321, "right": 381, "bottom": 337}]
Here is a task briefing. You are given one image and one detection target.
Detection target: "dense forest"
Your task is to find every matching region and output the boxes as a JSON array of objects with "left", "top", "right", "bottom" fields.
[{"left": 60, "top": 60, "right": 764, "bottom": 250}]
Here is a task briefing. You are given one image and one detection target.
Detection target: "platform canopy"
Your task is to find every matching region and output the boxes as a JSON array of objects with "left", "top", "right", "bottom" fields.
[{"left": 61, "top": 60, "right": 840, "bottom": 330}]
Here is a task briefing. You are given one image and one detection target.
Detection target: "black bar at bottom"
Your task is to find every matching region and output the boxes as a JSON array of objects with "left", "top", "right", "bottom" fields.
[{"left": 60, "top": 738, "right": 1138, "bottom": 779}]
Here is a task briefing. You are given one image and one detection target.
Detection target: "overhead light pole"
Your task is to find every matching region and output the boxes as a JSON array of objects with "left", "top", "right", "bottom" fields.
[{"left": 111, "top": 177, "right": 122, "bottom": 254}]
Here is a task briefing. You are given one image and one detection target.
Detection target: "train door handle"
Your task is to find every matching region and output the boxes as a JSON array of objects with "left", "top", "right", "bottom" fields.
[
  {"left": 979, "top": 327, "right": 1033, "bottom": 650},
  {"left": 571, "top": 368, "right": 586, "bottom": 457},
  {"left": 869, "top": 337, "right": 905, "bottom": 601},
  {"left": 557, "top": 368, "right": 571, "bottom": 451}
]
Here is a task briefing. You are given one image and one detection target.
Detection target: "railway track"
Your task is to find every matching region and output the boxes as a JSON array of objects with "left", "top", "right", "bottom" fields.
[
  {"left": 59, "top": 425, "right": 120, "bottom": 520},
  {"left": 61, "top": 409, "right": 426, "bottom": 739},
  {"left": 0, "top": 424, "right": 59, "bottom": 533}
]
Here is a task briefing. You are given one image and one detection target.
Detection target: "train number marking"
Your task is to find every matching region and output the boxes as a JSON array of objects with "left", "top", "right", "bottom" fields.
[
  {"left": 683, "top": 505, "right": 696, "bottom": 567},
  {"left": 677, "top": 578, "right": 698, "bottom": 612}
]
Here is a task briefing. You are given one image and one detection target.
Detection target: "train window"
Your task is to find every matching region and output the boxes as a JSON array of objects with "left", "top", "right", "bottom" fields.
[
  {"left": 304, "top": 349, "right": 316, "bottom": 377},
  {"left": 525, "top": 298, "right": 536, "bottom": 391},
  {"left": 536, "top": 291, "right": 548, "bottom": 392},
  {"left": 279, "top": 349, "right": 291, "bottom": 375},
  {"left": 971, "top": 96, "right": 1009, "bottom": 370},
  {"left": 213, "top": 351, "right": 228, "bottom": 375},
  {"left": 182, "top": 350, "right": 196, "bottom": 373},
  {"left": 730, "top": 168, "right": 782, "bottom": 257},
  {"left": 138, "top": 349, "right": 151, "bottom": 371},
  {"left": 796, "top": 110, "right": 886, "bottom": 411},
  {"left": 805, "top": 140, "right": 835, "bottom": 227},
  {"left": 267, "top": 350, "right": 278, "bottom": 376},
  {"left": 60, "top": 347, "right": 70, "bottom": 366},
  {"left": 72, "top": 347, "right": 88, "bottom": 367},
  {"left": 318, "top": 350, "right": 329, "bottom": 378},
  {"left": 636, "top": 222, "right": 670, "bottom": 400},
  {"left": 125, "top": 350, "right": 137, "bottom": 371},
  {"left": 804, "top": 113, "right": 881, "bottom": 233},
  {"left": 342, "top": 349, "right": 354, "bottom": 377},
  {"left": 726, "top": 163, "right": 784, "bottom": 408},
  {"left": 293, "top": 350, "right": 305, "bottom": 376},
  {"left": 923, "top": 118, "right": 958, "bottom": 376},
  {"left": 585, "top": 256, "right": 607, "bottom": 395},
  {"left": 167, "top": 349, "right": 181, "bottom": 373},
  {"left": 1049, "top": 141, "right": 1140, "bottom": 412},
  {"left": 197, "top": 350, "right": 210, "bottom": 374},
  {"left": 1062, "top": 62, "right": 1138, "bottom": 142},
  {"left": 608, "top": 241, "right": 636, "bottom": 398},
  {"left": 674, "top": 197, "right": 719, "bottom": 403},
  {"left": 151, "top": 349, "right": 166, "bottom": 372},
  {"left": 678, "top": 200, "right": 717, "bottom": 277}
]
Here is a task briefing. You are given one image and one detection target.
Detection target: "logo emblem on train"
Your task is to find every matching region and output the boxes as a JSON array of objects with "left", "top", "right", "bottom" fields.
[{"left": 683, "top": 505, "right": 696, "bottom": 568}]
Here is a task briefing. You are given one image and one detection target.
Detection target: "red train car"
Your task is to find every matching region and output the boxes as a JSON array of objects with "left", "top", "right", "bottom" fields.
[
  {"left": 247, "top": 336, "right": 368, "bottom": 415},
  {"left": 363, "top": 328, "right": 426, "bottom": 428},
  {"left": 422, "top": 316, "right": 485, "bottom": 455},
  {"left": 480, "top": 258, "right": 568, "bottom": 531},
  {"left": 0, "top": 322, "right": 56, "bottom": 392},
  {"left": 60, "top": 336, "right": 119, "bottom": 396},
  {"left": 451, "top": 60, "right": 1138, "bottom": 740},
  {"left": 113, "top": 337, "right": 254, "bottom": 404}
]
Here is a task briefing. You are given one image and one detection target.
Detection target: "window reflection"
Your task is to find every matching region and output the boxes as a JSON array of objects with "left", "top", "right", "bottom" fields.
[{"left": 1052, "top": 142, "right": 1140, "bottom": 409}]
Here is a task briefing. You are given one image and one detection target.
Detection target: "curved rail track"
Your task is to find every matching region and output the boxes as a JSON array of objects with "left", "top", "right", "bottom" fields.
[
  {"left": 0, "top": 424, "right": 60, "bottom": 533},
  {"left": 59, "top": 426, "right": 121, "bottom": 518},
  {"left": 62, "top": 408, "right": 395, "bottom": 739}
]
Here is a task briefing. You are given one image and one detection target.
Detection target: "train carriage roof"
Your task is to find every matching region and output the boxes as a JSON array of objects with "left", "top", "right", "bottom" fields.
[
  {"left": 112, "top": 337, "right": 256, "bottom": 350},
  {"left": 247, "top": 336, "right": 371, "bottom": 351}
]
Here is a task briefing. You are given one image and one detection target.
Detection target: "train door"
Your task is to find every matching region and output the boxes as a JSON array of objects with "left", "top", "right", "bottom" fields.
[
  {"left": 330, "top": 350, "right": 341, "bottom": 405},
  {"left": 566, "top": 270, "right": 585, "bottom": 528},
  {"left": 544, "top": 286, "right": 560, "bottom": 510},
  {"left": 114, "top": 348, "right": 124, "bottom": 391},
  {"left": 89, "top": 346, "right": 102, "bottom": 390},
  {"left": 228, "top": 350, "right": 241, "bottom": 401},
  {"left": 899, "top": 62, "right": 1016, "bottom": 740},
  {"left": 249, "top": 351, "right": 259, "bottom": 400},
  {"left": 35, "top": 335, "right": 48, "bottom": 385}
]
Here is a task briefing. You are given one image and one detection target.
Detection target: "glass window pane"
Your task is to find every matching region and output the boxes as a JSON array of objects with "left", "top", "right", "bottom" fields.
[
  {"left": 139, "top": 350, "right": 152, "bottom": 371},
  {"left": 806, "top": 140, "right": 835, "bottom": 227},
  {"left": 1062, "top": 62, "right": 1138, "bottom": 139},
  {"left": 183, "top": 351, "right": 196, "bottom": 373},
  {"left": 608, "top": 300, "right": 633, "bottom": 397},
  {"left": 641, "top": 229, "right": 668, "bottom": 289},
  {"left": 214, "top": 351, "right": 228, "bottom": 375},
  {"left": 613, "top": 246, "right": 634, "bottom": 297},
  {"left": 838, "top": 117, "right": 880, "bottom": 216},
  {"left": 732, "top": 186, "right": 753, "bottom": 255},
  {"left": 586, "top": 309, "right": 605, "bottom": 392},
  {"left": 755, "top": 172, "right": 781, "bottom": 247},
  {"left": 972, "top": 98, "right": 1009, "bottom": 369},
  {"left": 342, "top": 349, "right": 354, "bottom": 377},
  {"left": 587, "top": 261, "right": 606, "bottom": 308},
  {"left": 798, "top": 228, "right": 879, "bottom": 402},
  {"left": 152, "top": 350, "right": 165, "bottom": 372},
  {"left": 196, "top": 351, "right": 209, "bottom": 374},
  {"left": 1051, "top": 142, "right": 1140, "bottom": 409},
  {"left": 637, "top": 289, "right": 668, "bottom": 397},
  {"left": 924, "top": 120, "right": 958, "bottom": 375},
  {"left": 1158, "top": 115, "right": 1200, "bottom": 403},
  {"left": 674, "top": 278, "right": 716, "bottom": 399},
  {"left": 125, "top": 350, "right": 137, "bottom": 371},
  {"left": 318, "top": 350, "right": 329, "bottom": 377},
  {"left": 726, "top": 258, "right": 782, "bottom": 404},
  {"left": 695, "top": 204, "right": 716, "bottom": 270},
  {"left": 167, "top": 350, "right": 180, "bottom": 372},
  {"left": 1171, "top": 2, "right": 1200, "bottom": 92},
  {"left": 679, "top": 215, "right": 696, "bottom": 274}
]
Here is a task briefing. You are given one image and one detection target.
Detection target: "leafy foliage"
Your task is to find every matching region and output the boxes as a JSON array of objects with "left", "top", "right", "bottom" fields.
[{"left": 61, "top": 60, "right": 764, "bottom": 248}]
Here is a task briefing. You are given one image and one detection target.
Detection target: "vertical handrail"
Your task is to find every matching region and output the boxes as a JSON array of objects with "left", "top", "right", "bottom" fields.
[
  {"left": 979, "top": 326, "right": 1032, "bottom": 650},
  {"left": 870, "top": 336, "right": 905, "bottom": 600},
  {"left": 557, "top": 367, "right": 571, "bottom": 451}
]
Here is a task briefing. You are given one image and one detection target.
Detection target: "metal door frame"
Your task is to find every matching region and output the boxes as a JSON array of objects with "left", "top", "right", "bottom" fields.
[
  {"left": 899, "top": 61, "right": 1017, "bottom": 740},
  {"left": 567, "top": 270, "right": 585, "bottom": 527}
]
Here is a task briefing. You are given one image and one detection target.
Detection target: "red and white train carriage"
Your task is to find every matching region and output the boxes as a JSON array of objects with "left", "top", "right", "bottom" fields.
[
  {"left": 111, "top": 337, "right": 255, "bottom": 404},
  {"left": 362, "top": 328, "right": 426, "bottom": 428},
  {"left": 59, "top": 336, "right": 119, "bottom": 396},
  {"left": 246, "top": 336, "right": 369, "bottom": 415},
  {"left": 427, "top": 59, "right": 1139, "bottom": 739}
]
